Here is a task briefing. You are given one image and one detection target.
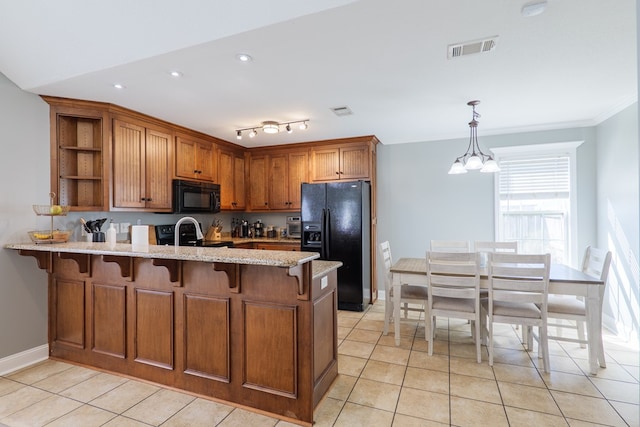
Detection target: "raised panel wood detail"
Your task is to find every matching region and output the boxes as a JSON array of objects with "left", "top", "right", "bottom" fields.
[
  {"left": 287, "top": 151, "right": 308, "bottom": 210},
  {"left": 145, "top": 129, "right": 172, "bottom": 210},
  {"left": 175, "top": 137, "right": 196, "bottom": 178},
  {"left": 340, "top": 145, "right": 369, "bottom": 179},
  {"left": 311, "top": 149, "right": 339, "bottom": 181},
  {"left": 113, "top": 120, "right": 145, "bottom": 208},
  {"left": 269, "top": 154, "right": 288, "bottom": 209},
  {"left": 134, "top": 288, "right": 174, "bottom": 369},
  {"left": 92, "top": 283, "right": 126, "bottom": 358},
  {"left": 243, "top": 302, "right": 297, "bottom": 397},
  {"left": 219, "top": 150, "right": 234, "bottom": 209},
  {"left": 233, "top": 154, "right": 246, "bottom": 209},
  {"left": 183, "top": 294, "right": 230, "bottom": 381},
  {"left": 249, "top": 155, "right": 269, "bottom": 210},
  {"left": 53, "top": 278, "right": 85, "bottom": 348},
  {"left": 313, "top": 290, "right": 337, "bottom": 382}
]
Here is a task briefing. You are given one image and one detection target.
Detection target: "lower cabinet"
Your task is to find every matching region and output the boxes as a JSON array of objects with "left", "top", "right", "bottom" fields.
[{"left": 47, "top": 253, "right": 337, "bottom": 424}]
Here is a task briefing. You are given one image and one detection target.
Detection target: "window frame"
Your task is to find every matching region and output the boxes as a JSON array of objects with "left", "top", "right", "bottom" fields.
[{"left": 491, "top": 141, "right": 583, "bottom": 266}]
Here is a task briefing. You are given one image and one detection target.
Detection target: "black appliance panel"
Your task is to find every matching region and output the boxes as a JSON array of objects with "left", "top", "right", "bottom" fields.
[
  {"left": 155, "top": 223, "right": 233, "bottom": 247},
  {"left": 173, "top": 179, "right": 221, "bottom": 214}
]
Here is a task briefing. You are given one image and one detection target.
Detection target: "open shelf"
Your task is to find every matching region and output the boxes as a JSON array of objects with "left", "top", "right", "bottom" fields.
[{"left": 56, "top": 115, "right": 104, "bottom": 209}]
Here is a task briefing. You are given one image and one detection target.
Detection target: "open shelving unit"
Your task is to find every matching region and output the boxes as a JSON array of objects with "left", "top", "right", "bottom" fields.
[{"left": 55, "top": 114, "right": 105, "bottom": 210}]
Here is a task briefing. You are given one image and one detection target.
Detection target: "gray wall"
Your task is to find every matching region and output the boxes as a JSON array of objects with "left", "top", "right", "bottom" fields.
[
  {"left": 596, "top": 103, "right": 639, "bottom": 338},
  {"left": 0, "top": 74, "right": 50, "bottom": 358},
  {"left": 376, "top": 126, "right": 598, "bottom": 261}
]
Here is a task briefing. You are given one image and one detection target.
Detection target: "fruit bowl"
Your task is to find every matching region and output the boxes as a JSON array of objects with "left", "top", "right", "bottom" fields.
[
  {"left": 32, "top": 205, "right": 70, "bottom": 216},
  {"left": 28, "top": 230, "right": 72, "bottom": 244}
]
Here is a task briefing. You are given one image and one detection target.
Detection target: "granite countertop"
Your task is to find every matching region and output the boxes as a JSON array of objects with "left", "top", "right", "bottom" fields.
[
  {"left": 312, "top": 260, "right": 342, "bottom": 279},
  {"left": 4, "top": 242, "right": 319, "bottom": 268}
]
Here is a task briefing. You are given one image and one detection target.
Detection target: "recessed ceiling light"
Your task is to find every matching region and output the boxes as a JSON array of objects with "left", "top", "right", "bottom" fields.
[
  {"left": 113, "top": 83, "right": 125, "bottom": 89},
  {"left": 521, "top": 0, "right": 547, "bottom": 17},
  {"left": 236, "top": 53, "right": 252, "bottom": 62},
  {"left": 169, "top": 71, "right": 183, "bottom": 78}
]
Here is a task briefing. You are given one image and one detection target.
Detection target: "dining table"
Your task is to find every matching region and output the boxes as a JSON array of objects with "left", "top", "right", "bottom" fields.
[{"left": 390, "top": 257, "right": 606, "bottom": 375}]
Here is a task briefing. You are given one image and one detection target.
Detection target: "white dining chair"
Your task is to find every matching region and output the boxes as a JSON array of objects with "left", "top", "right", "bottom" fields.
[
  {"left": 547, "top": 246, "right": 612, "bottom": 363},
  {"left": 475, "top": 241, "right": 520, "bottom": 332},
  {"left": 483, "top": 252, "right": 551, "bottom": 372},
  {"left": 430, "top": 240, "right": 471, "bottom": 253},
  {"left": 426, "top": 251, "right": 482, "bottom": 363},
  {"left": 380, "top": 241, "right": 428, "bottom": 336}
]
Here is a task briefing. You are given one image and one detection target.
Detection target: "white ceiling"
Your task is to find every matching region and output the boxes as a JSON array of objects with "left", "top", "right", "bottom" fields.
[{"left": 0, "top": 0, "right": 636, "bottom": 147}]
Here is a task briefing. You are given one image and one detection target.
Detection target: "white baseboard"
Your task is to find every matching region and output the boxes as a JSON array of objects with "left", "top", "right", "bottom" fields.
[{"left": 0, "top": 345, "right": 49, "bottom": 376}]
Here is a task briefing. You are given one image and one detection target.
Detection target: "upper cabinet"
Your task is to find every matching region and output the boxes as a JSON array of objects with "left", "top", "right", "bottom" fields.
[
  {"left": 46, "top": 98, "right": 110, "bottom": 211},
  {"left": 268, "top": 150, "right": 308, "bottom": 211},
  {"left": 218, "top": 147, "right": 246, "bottom": 211},
  {"left": 175, "top": 135, "right": 217, "bottom": 182},
  {"left": 112, "top": 118, "right": 173, "bottom": 211},
  {"left": 248, "top": 154, "right": 270, "bottom": 211},
  {"left": 311, "top": 143, "right": 371, "bottom": 182}
]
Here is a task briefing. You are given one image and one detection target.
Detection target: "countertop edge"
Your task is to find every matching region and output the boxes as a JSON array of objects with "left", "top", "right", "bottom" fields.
[
  {"left": 4, "top": 242, "right": 320, "bottom": 268},
  {"left": 311, "top": 260, "right": 343, "bottom": 279}
]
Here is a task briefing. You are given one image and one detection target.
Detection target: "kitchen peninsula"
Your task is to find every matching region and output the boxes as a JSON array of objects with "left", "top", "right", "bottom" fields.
[{"left": 5, "top": 242, "right": 340, "bottom": 426}]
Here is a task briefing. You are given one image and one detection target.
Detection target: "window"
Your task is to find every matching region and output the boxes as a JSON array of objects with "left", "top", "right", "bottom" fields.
[{"left": 492, "top": 142, "right": 583, "bottom": 265}]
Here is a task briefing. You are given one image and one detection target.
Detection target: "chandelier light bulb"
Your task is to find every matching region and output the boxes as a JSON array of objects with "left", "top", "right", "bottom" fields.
[
  {"left": 236, "top": 130, "right": 242, "bottom": 140},
  {"left": 286, "top": 124, "right": 292, "bottom": 133},
  {"left": 480, "top": 158, "right": 501, "bottom": 173},
  {"left": 299, "top": 121, "right": 308, "bottom": 130},
  {"left": 448, "top": 160, "right": 468, "bottom": 174},
  {"left": 249, "top": 129, "right": 256, "bottom": 138},
  {"left": 465, "top": 155, "right": 483, "bottom": 170}
]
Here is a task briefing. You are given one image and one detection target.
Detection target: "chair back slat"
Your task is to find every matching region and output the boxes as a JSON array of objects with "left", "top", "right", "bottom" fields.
[
  {"left": 475, "top": 241, "right": 518, "bottom": 253},
  {"left": 582, "top": 246, "right": 612, "bottom": 282},
  {"left": 430, "top": 240, "right": 471, "bottom": 253},
  {"left": 427, "top": 251, "right": 480, "bottom": 295},
  {"left": 488, "top": 252, "right": 550, "bottom": 304}
]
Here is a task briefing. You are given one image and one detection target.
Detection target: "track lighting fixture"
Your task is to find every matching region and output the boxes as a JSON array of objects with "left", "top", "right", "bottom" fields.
[{"left": 235, "top": 119, "right": 309, "bottom": 139}]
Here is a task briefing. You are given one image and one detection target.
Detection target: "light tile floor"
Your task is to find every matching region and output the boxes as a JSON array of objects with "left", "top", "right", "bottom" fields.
[{"left": 0, "top": 300, "right": 637, "bottom": 426}]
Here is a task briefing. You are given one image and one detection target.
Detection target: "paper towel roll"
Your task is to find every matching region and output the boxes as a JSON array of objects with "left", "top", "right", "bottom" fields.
[{"left": 131, "top": 225, "right": 149, "bottom": 249}]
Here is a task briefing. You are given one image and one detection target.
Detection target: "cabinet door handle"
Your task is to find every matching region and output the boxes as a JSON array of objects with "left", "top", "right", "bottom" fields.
[{"left": 335, "top": 171, "right": 340, "bottom": 175}]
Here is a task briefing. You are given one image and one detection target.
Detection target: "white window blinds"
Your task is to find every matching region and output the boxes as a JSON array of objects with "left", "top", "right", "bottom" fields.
[{"left": 498, "top": 155, "right": 570, "bottom": 200}]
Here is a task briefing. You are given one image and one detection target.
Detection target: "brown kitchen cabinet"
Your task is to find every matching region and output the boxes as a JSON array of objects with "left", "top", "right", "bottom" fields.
[
  {"left": 311, "top": 143, "right": 370, "bottom": 182},
  {"left": 45, "top": 98, "right": 110, "bottom": 211},
  {"left": 268, "top": 150, "right": 308, "bottom": 211},
  {"left": 112, "top": 119, "right": 173, "bottom": 211},
  {"left": 218, "top": 148, "right": 246, "bottom": 210},
  {"left": 255, "top": 242, "right": 301, "bottom": 251},
  {"left": 248, "top": 154, "right": 270, "bottom": 210},
  {"left": 175, "top": 135, "right": 217, "bottom": 182}
]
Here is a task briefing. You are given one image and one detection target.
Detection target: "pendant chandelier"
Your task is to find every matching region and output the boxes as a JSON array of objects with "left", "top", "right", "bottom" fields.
[{"left": 448, "top": 100, "right": 500, "bottom": 174}]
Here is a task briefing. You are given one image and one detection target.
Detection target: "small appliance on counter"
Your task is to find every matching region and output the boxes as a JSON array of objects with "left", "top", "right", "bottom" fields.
[
  {"left": 155, "top": 223, "right": 234, "bottom": 247},
  {"left": 286, "top": 216, "right": 301, "bottom": 239},
  {"left": 253, "top": 220, "right": 264, "bottom": 238}
]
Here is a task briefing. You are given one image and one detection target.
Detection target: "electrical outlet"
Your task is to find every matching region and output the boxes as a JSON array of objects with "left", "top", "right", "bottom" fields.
[{"left": 120, "top": 222, "right": 131, "bottom": 234}]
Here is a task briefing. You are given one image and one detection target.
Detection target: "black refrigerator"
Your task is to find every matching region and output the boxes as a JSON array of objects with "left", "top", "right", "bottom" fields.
[{"left": 301, "top": 181, "right": 371, "bottom": 311}]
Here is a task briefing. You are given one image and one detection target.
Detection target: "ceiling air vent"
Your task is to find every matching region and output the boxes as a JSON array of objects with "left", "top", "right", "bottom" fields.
[
  {"left": 330, "top": 106, "right": 353, "bottom": 117},
  {"left": 447, "top": 36, "right": 499, "bottom": 59}
]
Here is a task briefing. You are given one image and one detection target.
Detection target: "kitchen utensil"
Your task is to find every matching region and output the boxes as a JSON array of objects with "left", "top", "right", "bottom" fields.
[{"left": 80, "top": 218, "right": 91, "bottom": 234}]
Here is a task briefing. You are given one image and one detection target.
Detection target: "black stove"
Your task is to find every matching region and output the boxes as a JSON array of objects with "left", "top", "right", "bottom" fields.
[{"left": 155, "top": 224, "right": 234, "bottom": 248}]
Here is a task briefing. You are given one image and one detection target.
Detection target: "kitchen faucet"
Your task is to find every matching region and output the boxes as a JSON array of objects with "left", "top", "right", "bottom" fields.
[{"left": 175, "top": 216, "right": 204, "bottom": 246}]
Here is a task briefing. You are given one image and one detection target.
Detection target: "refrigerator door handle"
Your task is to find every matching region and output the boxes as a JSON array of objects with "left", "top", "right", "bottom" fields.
[
  {"left": 325, "top": 208, "right": 331, "bottom": 259},
  {"left": 320, "top": 208, "right": 327, "bottom": 259}
]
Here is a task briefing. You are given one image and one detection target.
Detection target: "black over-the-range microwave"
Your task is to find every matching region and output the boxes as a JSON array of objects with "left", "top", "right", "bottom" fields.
[{"left": 173, "top": 179, "right": 221, "bottom": 214}]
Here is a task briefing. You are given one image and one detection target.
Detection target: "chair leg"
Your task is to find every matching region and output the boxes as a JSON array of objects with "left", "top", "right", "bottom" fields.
[
  {"left": 489, "top": 325, "right": 495, "bottom": 366},
  {"left": 428, "top": 316, "right": 435, "bottom": 355},
  {"left": 577, "top": 320, "right": 587, "bottom": 349},
  {"left": 474, "top": 317, "right": 481, "bottom": 364},
  {"left": 383, "top": 298, "right": 391, "bottom": 335},
  {"left": 541, "top": 325, "right": 550, "bottom": 373}
]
